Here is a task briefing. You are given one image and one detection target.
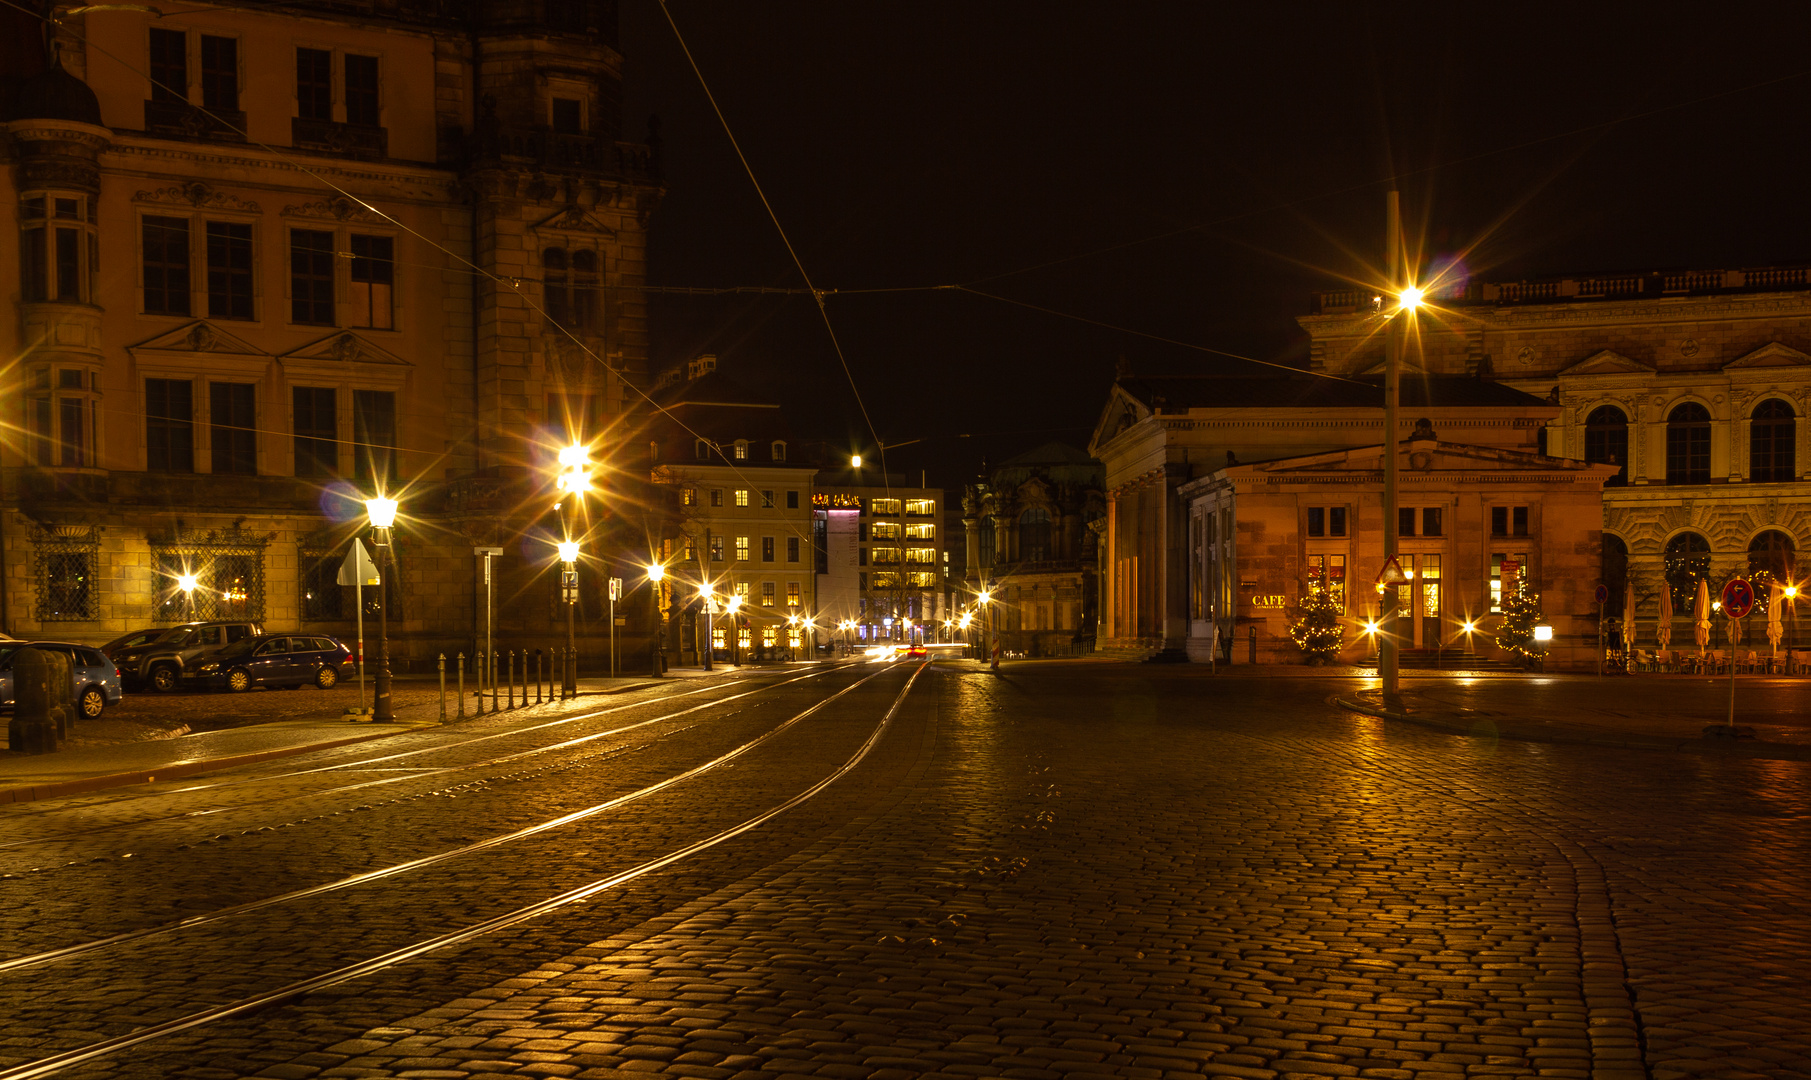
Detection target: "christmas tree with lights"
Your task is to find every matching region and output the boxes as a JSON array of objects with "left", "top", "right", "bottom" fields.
[
  {"left": 1495, "top": 580, "right": 1543, "bottom": 665},
  {"left": 1288, "top": 589, "right": 1345, "bottom": 664}
]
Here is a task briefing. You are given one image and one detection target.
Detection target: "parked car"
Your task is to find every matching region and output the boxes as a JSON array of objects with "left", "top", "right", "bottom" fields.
[
  {"left": 0, "top": 641, "right": 124, "bottom": 718},
  {"left": 103, "top": 627, "right": 166, "bottom": 657},
  {"left": 186, "top": 633, "right": 352, "bottom": 693},
  {"left": 106, "top": 621, "right": 262, "bottom": 692}
]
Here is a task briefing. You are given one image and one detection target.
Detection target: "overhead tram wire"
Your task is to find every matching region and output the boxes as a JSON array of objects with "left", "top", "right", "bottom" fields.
[{"left": 0, "top": 0, "right": 833, "bottom": 553}]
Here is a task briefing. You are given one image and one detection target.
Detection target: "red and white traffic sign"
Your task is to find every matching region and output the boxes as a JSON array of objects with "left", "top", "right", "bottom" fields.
[
  {"left": 1721, "top": 577, "right": 1755, "bottom": 620},
  {"left": 1594, "top": 583, "right": 1609, "bottom": 605}
]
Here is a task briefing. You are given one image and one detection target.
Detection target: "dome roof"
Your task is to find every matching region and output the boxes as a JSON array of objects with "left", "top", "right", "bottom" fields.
[{"left": 4, "top": 61, "right": 104, "bottom": 127}]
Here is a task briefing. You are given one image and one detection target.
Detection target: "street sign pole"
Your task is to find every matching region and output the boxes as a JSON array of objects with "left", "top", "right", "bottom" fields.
[
  {"left": 338, "top": 540, "right": 381, "bottom": 717},
  {"left": 608, "top": 576, "right": 621, "bottom": 680},
  {"left": 1721, "top": 577, "right": 1755, "bottom": 731}
]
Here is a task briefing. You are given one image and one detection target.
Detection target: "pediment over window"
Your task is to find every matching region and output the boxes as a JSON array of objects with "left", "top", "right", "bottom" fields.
[
  {"left": 279, "top": 331, "right": 411, "bottom": 367},
  {"left": 531, "top": 206, "right": 618, "bottom": 237},
  {"left": 1724, "top": 342, "right": 1811, "bottom": 369},
  {"left": 127, "top": 320, "right": 269, "bottom": 358},
  {"left": 1557, "top": 349, "right": 1653, "bottom": 376}
]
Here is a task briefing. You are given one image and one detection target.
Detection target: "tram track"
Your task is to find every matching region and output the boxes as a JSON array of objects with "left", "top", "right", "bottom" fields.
[
  {"left": 0, "top": 660, "right": 928, "bottom": 1080},
  {"left": 0, "top": 664, "right": 840, "bottom": 852}
]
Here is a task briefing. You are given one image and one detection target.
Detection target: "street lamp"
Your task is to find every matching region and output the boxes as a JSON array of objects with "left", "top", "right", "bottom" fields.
[
  {"left": 647, "top": 563, "right": 666, "bottom": 676},
  {"left": 977, "top": 587, "right": 997, "bottom": 671},
  {"left": 726, "top": 594, "right": 744, "bottom": 667},
  {"left": 558, "top": 539, "right": 580, "bottom": 697},
  {"left": 177, "top": 572, "right": 198, "bottom": 622},
  {"left": 786, "top": 612, "right": 800, "bottom": 661},
  {"left": 698, "top": 582, "right": 715, "bottom": 672},
  {"left": 364, "top": 496, "right": 398, "bottom": 723}
]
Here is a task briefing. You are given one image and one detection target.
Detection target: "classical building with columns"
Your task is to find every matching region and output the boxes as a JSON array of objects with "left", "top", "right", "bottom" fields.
[
  {"left": 1088, "top": 375, "right": 1565, "bottom": 662},
  {"left": 1, "top": 2, "right": 661, "bottom": 665},
  {"left": 1303, "top": 267, "right": 1811, "bottom": 651},
  {"left": 960, "top": 442, "right": 1104, "bottom": 657}
]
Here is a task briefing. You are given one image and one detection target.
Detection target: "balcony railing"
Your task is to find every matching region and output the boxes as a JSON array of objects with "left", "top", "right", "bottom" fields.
[
  {"left": 467, "top": 124, "right": 657, "bottom": 179},
  {"left": 292, "top": 117, "right": 388, "bottom": 160},
  {"left": 143, "top": 99, "right": 246, "bottom": 142}
]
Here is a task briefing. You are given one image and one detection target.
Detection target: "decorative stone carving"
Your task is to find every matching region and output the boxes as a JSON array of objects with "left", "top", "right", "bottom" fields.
[
  {"left": 281, "top": 195, "right": 381, "bottom": 223},
  {"left": 134, "top": 181, "right": 262, "bottom": 214},
  {"left": 1679, "top": 338, "right": 1700, "bottom": 358}
]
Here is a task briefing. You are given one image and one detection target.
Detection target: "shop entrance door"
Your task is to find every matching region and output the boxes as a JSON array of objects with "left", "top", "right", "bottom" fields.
[{"left": 1412, "top": 554, "right": 1442, "bottom": 648}]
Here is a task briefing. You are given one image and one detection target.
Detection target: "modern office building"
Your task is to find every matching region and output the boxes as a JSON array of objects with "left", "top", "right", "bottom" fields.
[{"left": 811, "top": 468, "right": 944, "bottom": 649}]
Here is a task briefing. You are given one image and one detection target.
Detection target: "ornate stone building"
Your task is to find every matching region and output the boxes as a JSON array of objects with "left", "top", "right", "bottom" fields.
[
  {"left": 1303, "top": 268, "right": 1810, "bottom": 649},
  {"left": 1, "top": 1, "right": 661, "bottom": 663},
  {"left": 961, "top": 442, "right": 1104, "bottom": 657}
]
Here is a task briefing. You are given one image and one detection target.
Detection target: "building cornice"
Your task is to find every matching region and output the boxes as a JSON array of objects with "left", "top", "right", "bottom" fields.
[{"left": 101, "top": 137, "right": 460, "bottom": 204}]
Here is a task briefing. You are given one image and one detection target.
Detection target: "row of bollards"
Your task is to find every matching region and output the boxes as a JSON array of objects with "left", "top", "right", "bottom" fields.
[{"left": 436, "top": 646, "right": 580, "bottom": 721}]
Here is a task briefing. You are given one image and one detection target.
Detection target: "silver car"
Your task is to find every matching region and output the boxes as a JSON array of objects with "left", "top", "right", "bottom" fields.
[{"left": 0, "top": 641, "right": 125, "bottom": 719}]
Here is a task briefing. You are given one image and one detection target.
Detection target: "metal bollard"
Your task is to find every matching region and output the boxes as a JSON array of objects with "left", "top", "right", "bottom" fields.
[
  {"left": 534, "top": 649, "right": 543, "bottom": 704},
  {"left": 507, "top": 650, "right": 516, "bottom": 709},
  {"left": 456, "top": 652, "right": 466, "bottom": 719},
  {"left": 491, "top": 651, "right": 500, "bottom": 712},
  {"left": 438, "top": 653, "right": 446, "bottom": 722}
]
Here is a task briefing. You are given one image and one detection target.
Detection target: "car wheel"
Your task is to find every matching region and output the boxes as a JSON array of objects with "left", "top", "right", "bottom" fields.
[
  {"left": 315, "top": 665, "right": 339, "bottom": 689},
  {"left": 227, "top": 668, "right": 252, "bottom": 693},
  {"left": 149, "top": 664, "right": 180, "bottom": 693},
  {"left": 79, "top": 687, "right": 106, "bottom": 718}
]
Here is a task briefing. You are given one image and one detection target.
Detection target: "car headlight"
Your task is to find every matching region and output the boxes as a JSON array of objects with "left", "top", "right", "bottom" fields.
[{"left": 197, "top": 662, "right": 219, "bottom": 673}]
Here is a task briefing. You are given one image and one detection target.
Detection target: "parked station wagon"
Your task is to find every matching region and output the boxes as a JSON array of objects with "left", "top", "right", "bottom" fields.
[{"left": 187, "top": 634, "right": 353, "bottom": 692}]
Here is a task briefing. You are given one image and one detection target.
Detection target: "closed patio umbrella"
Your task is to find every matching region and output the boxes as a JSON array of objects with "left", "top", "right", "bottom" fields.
[
  {"left": 1694, "top": 577, "right": 1712, "bottom": 655},
  {"left": 1622, "top": 580, "right": 1637, "bottom": 650},
  {"left": 1768, "top": 581, "right": 1785, "bottom": 656},
  {"left": 1657, "top": 578, "right": 1673, "bottom": 651}
]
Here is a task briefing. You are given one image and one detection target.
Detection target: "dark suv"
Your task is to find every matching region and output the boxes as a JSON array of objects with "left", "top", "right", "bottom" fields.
[{"left": 106, "top": 621, "right": 262, "bottom": 692}]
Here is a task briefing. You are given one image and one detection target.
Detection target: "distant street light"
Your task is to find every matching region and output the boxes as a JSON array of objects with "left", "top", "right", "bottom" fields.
[
  {"left": 177, "top": 572, "right": 198, "bottom": 622},
  {"left": 364, "top": 496, "right": 398, "bottom": 722}
]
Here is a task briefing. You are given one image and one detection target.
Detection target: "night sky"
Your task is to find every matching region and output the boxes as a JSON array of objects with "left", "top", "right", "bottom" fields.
[{"left": 620, "top": 2, "right": 1811, "bottom": 487}]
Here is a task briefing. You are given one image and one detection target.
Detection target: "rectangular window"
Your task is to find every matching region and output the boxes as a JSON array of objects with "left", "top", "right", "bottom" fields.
[
  {"left": 1306, "top": 507, "right": 1324, "bottom": 537},
  {"left": 290, "top": 229, "right": 335, "bottom": 325},
  {"left": 550, "top": 96, "right": 581, "bottom": 134},
  {"left": 735, "top": 536, "right": 750, "bottom": 562},
  {"left": 205, "top": 221, "right": 254, "bottom": 319},
  {"left": 787, "top": 536, "right": 800, "bottom": 563},
  {"left": 735, "top": 489, "right": 749, "bottom": 507},
  {"left": 681, "top": 487, "right": 696, "bottom": 507},
  {"left": 761, "top": 490, "right": 774, "bottom": 508},
  {"left": 296, "top": 47, "right": 333, "bottom": 121},
  {"left": 905, "top": 523, "right": 936, "bottom": 540},
  {"left": 344, "top": 54, "right": 379, "bottom": 126},
  {"left": 200, "top": 35, "right": 238, "bottom": 112},
  {"left": 23, "top": 211, "right": 47, "bottom": 301},
  {"left": 1512, "top": 506, "right": 1529, "bottom": 537},
  {"left": 348, "top": 234, "right": 393, "bottom": 329},
  {"left": 871, "top": 498, "right": 902, "bottom": 515},
  {"left": 210, "top": 382, "right": 257, "bottom": 475},
  {"left": 858, "top": 548, "right": 868, "bottom": 566},
  {"left": 1399, "top": 507, "right": 1416, "bottom": 537},
  {"left": 1422, "top": 507, "right": 1443, "bottom": 537},
  {"left": 301, "top": 550, "right": 345, "bottom": 619},
  {"left": 1491, "top": 506, "right": 1508, "bottom": 536},
  {"left": 761, "top": 581, "right": 775, "bottom": 606},
  {"left": 352, "top": 389, "right": 396, "bottom": 486},
  {"left": 761, "top": 536, "right": 775, "bottom": 562},
  {"left": 787, "top": 582, "right": 801, "bottom": 608},
  {"left": 710, "top": 489, "right": 723, "bottom": 507},
  {"left": 1328, "top": 506, "right": 1347, "bottom": 537},
  {"left": 57, "top": 397, "right": 85, "bottom": 467},
  {"left": 30, "top": 394, "right": 52, "bottom": 466},
  {"left": 709, "top": 535, "right": 724, "bottom": 562},
  {"left": 39, "top": 546, "right": 98, "bottom": 621},
  {"left": 787, "top": 490, "right": 799, "bottom": 509},
  {"left": 145, "top": 378, "right": 195, "bottom": 473},
  {"left": 905, "top": 498, "right": 936, "bottom": 516},
  {"left": 55, "top": 227, "right": 80, "bottom": 301},
  {"left": 1490, "top": 552, "right": 1528, "bottom": 613},
  {"left": 149, "top": 27, "right": 187, "bottom": 103},
  {"left": 143, "top": 216, "right": 192, "bottom": 315},
  {"left": 293, "top": 386, "right": 337, "bottom": 477}
]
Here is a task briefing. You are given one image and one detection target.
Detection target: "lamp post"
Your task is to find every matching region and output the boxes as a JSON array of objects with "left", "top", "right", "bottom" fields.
[
  {"left": 1379, "top": 187, "right": 1422, "bottom": 708},
  {"left": 647, "top": 563, "right": 666, "bottom": 676},
  {"left": 979, "top": 587, "right": 997, "bottom": 671},
  {"left": 364, "top": 496, "right": 398, "bottom": 723},
  {"left": 177, "top": 572, "right": 198, "bottom": 622},
  {"left": 786, "top": 612, "right": 800, "bottom": 661},
  {"left": 699, "top": 583, "right": 715, "bottom": 671},
  {"left": 558, "top": 540, "right": 580, "bottom": 697},
  {"left": 726, "top": 594, "right": 744, "bottom": 667}
]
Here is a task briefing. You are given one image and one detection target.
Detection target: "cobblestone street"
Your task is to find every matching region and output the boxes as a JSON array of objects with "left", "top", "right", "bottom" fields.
[{"left": 1, "top": 660, "right": 1806, "bottom": 1079}]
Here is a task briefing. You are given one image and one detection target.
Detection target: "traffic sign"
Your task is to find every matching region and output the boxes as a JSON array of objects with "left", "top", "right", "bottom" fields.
[
  {"left": 1375, "top": 556, "right": 1410, "bottom": 585},
  {"left": 1594, "top": 583, "right": 1609, "bottom": 605},
  {"left": 1721, "top": 577, "right": 1755, "bottom": 620},
  {"left": 609, "top": 577, "right": 622, "bottom": 601},
  {"left": 337, "top": 540, "right": 381, "bottom": 586}
]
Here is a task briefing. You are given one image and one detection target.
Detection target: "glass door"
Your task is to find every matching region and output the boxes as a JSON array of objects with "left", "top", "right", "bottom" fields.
[{"left": 1415, "top": 554, "right": 1441, "bottom": 648}]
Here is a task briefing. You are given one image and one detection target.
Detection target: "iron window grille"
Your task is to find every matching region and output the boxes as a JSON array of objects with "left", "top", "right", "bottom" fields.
[
  {"left": 150, "top": 533, "right": 268, "bottom": 623},
  {"left": 32, "top": 525, "right": 101, "bottom": 621}
]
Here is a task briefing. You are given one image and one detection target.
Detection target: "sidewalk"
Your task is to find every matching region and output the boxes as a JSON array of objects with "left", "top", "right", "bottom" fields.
[
  {"left": 0, "top": 665, "right": 761, "bottom": 806},
  {"left": 1333, "top": 676, "right": 1811, "bottom": 761}
]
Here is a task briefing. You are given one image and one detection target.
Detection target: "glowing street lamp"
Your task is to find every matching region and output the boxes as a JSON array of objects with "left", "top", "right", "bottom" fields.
[
  {"left": 850, "top": 454, "right": 863, "bottom": 468},
  {"left": 646, "top": 563, "right": 668, "bottom": 676},
  {"left": 177, "top": 571, "right": 198, "bottom": 622},
  {"left": 977, "top": 587, "right": 997, "bottom": 671},
  {"left": 364, "top": 496, "right": 399, "bottom": 722},
  {"left": 698, "top": 583, "right": 716, "bottom": 671},
  {"left": 558, "top": 540, "right": 580, "bottom": 697}
]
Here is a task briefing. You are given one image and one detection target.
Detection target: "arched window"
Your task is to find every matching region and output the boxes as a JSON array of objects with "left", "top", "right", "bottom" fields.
[
  {"left": 542, "top": 248, "right": 570, "bottom": 327},
  {"left": 1748, "top": 530, "right": 1796, "bottom": 614},
  {"left": 1751, "top": 398, "right": 1797, "bottom": 483},
  {"left": 1019, "top": 507, "right": 1052, "bottom": 562},
  {"left": 1666, "top": 402, "right": 1711, "bottom": 484},
  {"left": 695, "top": 439, "right": 710, "bottom": 460},
  {"left": 1584, "top": 405, "right": 1629, "bottom": 487},
  {"left": 771, "top": 440, "right": 786, "bottom": 461},
  {"left": 570, "top": 249, "right": 598, "bottom": 331},
  {"left": 1603, "top": 533, "right": 1628, "bottom": 618},
  {"left": 648, "top": 439, "right": 659, "bottom": 462},
  {"left": 1663, "top": 531, "right": 1711, "bottom": 613},
  {"left": 978, "top": 518, "right": 995, "bottom": 569},
  {"left": 733, "top": 439, "right": 748, "bottom": 460}
]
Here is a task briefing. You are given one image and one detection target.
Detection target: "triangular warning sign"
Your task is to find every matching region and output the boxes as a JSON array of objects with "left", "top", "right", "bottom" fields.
[
  {"left": 337, "top": 539, "right": 382, "bottom": 586},
  {"left": 1375, "top": 555, "right": 1410, "bottom": 585}
]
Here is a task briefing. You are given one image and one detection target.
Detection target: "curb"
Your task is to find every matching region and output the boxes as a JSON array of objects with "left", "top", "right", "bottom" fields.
[
  {"left": 0, "top": 725, "right": 426, "bottom": 806},
  {"left": 1332, "top": 696, "right": 1811, "bottom": 761}
]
